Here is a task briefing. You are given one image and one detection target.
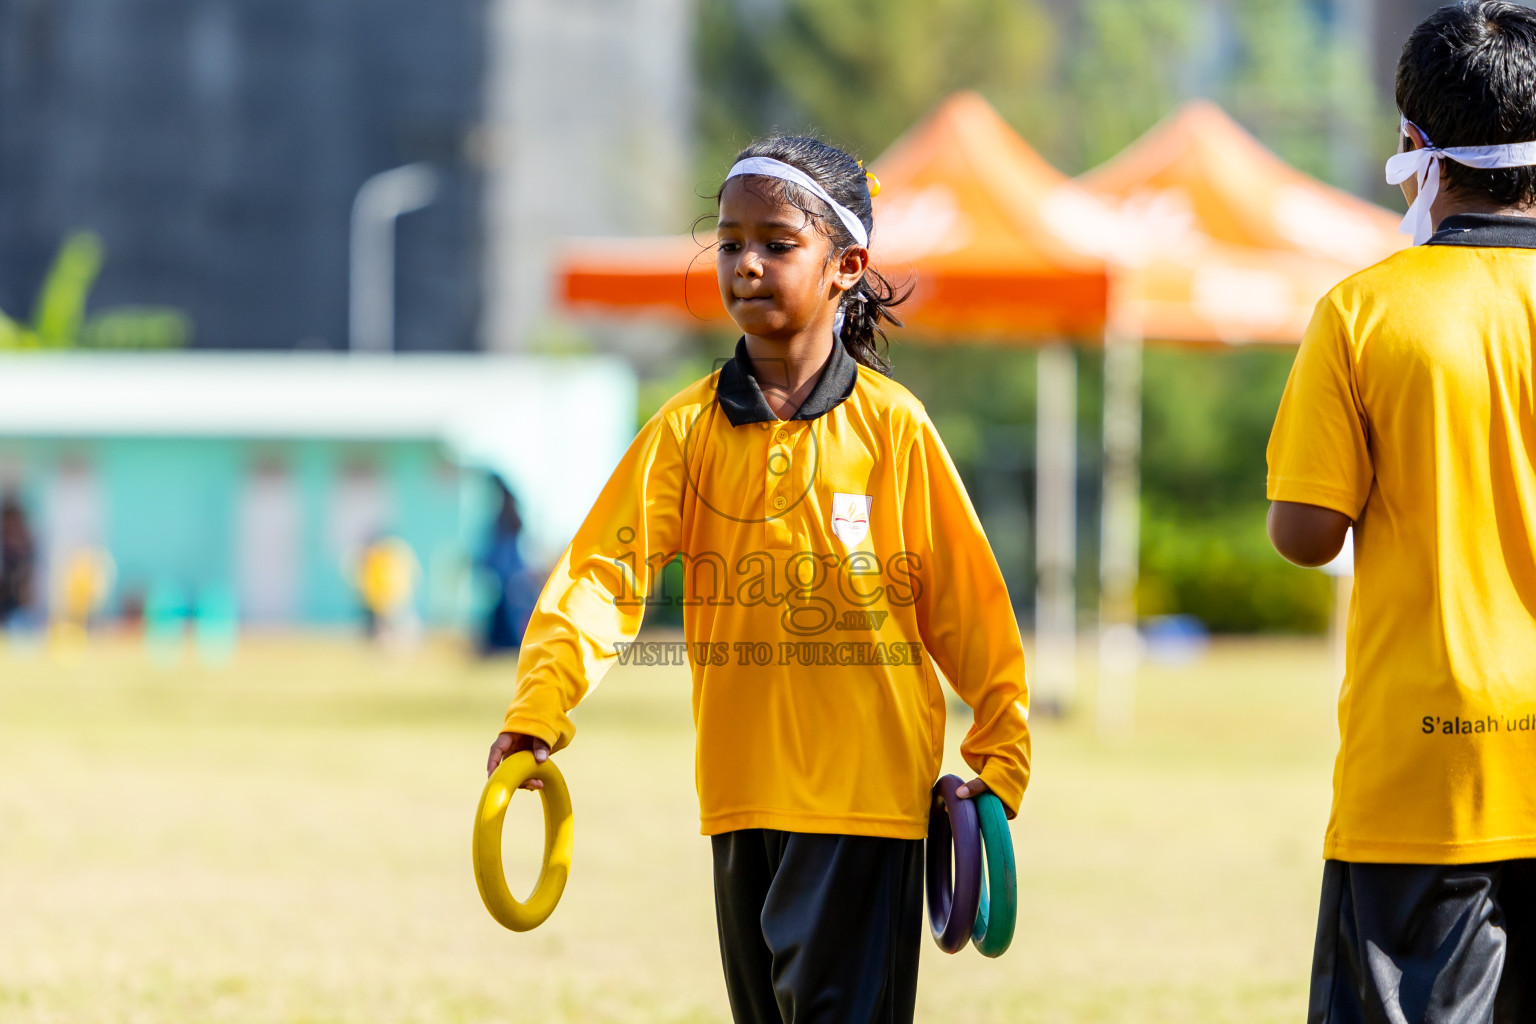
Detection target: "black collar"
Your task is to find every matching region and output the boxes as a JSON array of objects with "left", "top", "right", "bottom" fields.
[
  {"left": 715, "top": 336, "right": 859, "bottom": 426},
  {"left": 1426, "top": 213, "right": 1536, "bottom": 249}
]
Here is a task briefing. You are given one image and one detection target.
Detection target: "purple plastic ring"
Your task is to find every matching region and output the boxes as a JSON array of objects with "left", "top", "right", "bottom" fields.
[{"left": 925, "top": 773, "right": 983, "bottom": 954}]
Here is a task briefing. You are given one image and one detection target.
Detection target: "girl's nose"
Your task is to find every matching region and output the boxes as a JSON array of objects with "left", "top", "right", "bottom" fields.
[{"left": 737, "top": 251, "right": 763, "bottom": 277}]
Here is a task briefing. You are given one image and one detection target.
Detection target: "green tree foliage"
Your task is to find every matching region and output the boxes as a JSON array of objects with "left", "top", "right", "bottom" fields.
[
  {"left": 1065, "top": 0, "right": 1199, "bottom": 169},
  {"left": 1065, "top": 0, "right": 1380, "bottom": 180},
  {"left": 1226, "top": 0, "right": 1381, "bottom": 186},
  {"left": 1137, "top": 347, "right": 1331, "bottom": 631},
  {"left": 1139, "top": 347, "right": 1289, "bottom": 512},
  {"left": 0, "top": 232, "right": 191, "bottom": 350},
  {"left": 1225, "top": 0, "right": 1337, "bottom": 175},
  {"left": 30, "top": 233, "right": 104, "bottom": 347},
  {"left": 1139, "top": 501, "right": 1332, "bottom": 632},
  {"left": 699, "top": 0, "right": 1380, "bottom": 185},
  {"left": 696, "top": 0, "right": 1059, "bottom": 180}
]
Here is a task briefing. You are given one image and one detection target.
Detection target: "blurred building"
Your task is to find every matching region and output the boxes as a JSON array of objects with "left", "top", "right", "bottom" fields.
[
  {"left": 0, "top": 0, "right": 693, "bottom": 353},
  {"left": 0, "top": 354, "right": 636, "bottom": 626},
  {"left": 1369, "top": 1, "right": 1439, "bottom": 99},
  {"left": 482, "top": 0, "right": 693, "bottom": 352}
]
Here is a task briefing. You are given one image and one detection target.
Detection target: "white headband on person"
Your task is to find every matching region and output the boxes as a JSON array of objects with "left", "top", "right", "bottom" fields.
[
  {"left": 725, "top": 157, "right": 870, "bottom": 249},
  {"left": 1386, "top": 115, "right": 1536, "bottom": 244}
]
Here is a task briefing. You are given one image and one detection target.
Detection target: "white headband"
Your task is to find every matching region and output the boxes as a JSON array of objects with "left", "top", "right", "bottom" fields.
[
  {"left": 1386, "top": 115, "right": 1536, "bottom": 244},
  {"left": 725, "top": 157, "right": 870, "bottom": 249}
]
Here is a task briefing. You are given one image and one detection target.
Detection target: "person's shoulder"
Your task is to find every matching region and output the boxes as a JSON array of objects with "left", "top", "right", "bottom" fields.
[
  {"left": 851, "top": 364, "right": 935, "bottom": 453},
  {"left": 1324, "top": 244, "right": 1441, "bottom": 309},
  {"left": 853, "top": 364, "right": 929, "bottom": 421},
  {"left": 645, "top": 368, "right": 728, "bottom": 436},
  {"left": 1298, "top": 245, "right": 1436, "bottom": 346}
]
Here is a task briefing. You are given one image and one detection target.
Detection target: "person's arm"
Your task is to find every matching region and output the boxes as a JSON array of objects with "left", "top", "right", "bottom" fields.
[
  {"left": 901, "top": 414, "right": 1031, "bottom": 814},
  {"left": 1267, "top": 501, "right": 1352, "bottom": 567},
  {"left": 1266, "top": 296, "right": 1372, "bottom": 566},
  {"left": 487, "top": 408, "right": 686, "bottom": 781}
]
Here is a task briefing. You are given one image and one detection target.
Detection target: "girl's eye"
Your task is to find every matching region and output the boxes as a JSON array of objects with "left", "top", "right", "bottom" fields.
[
  {"left": 767, "top": 242, "right": 793, "bottom": 253},
  {"left": 718, "top": 241, "right": 741, "bottom": 254}
]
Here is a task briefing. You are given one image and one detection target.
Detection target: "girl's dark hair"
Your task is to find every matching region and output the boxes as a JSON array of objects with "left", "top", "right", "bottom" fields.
[
  {"left": 715, "top": 135, "right": 910, "bottom": 375},
  {"left": 1397, "top": 0, "right": 1536, "bottom": 207}
]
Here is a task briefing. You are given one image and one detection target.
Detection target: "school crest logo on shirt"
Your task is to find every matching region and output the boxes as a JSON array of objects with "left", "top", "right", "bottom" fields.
[{"left": 830, "top": 492, "right": 872, "bottom": 548}]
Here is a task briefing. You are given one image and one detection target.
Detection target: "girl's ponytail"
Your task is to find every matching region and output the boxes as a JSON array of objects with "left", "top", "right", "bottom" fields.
[
  {"left": 836, "top": 268, "right": 905, "bottom": 376},
  {"left": 722, "top": 136, "right": 911, "bottom": 377}
]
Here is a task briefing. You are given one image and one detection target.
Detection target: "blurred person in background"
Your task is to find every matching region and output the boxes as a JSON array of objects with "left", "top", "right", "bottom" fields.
[
  {"left": 488, "top": 136, "right": 1030, "bottom": 1024},
  {"left": 1268, "top": 3, "right": 1536, "bottom": 1020},
  {"left": 478, "top": 475, "right": 534, "bottom": 655},
  {"left": 0, "top": 494, "right": 36, "bottom": 629},
  {"left": 49, "top": 546, "right": 114, "bottom": 655},
  {"left": 354, "top": 534, "right": 421, "bottom": 655}
]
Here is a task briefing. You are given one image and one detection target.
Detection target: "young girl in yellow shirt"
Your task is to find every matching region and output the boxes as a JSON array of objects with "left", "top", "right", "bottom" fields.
[{"left": 487, "top": 135, "right": 1030, "bottom": 1023}]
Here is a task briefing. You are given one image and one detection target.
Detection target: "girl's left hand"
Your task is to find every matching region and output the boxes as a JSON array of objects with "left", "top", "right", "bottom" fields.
[{"left": 955, "top": 778, "right": 990, "bottom": 800}]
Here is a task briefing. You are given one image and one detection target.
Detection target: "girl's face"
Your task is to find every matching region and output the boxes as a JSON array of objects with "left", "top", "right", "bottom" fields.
[{"left": 716, "top": 178, "right": 867, "bottom": 341}]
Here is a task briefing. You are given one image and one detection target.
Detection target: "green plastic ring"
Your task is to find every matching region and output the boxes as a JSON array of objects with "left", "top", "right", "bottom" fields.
[{"left": 970, "top": 792, "right": 1017, "bottom": 957}]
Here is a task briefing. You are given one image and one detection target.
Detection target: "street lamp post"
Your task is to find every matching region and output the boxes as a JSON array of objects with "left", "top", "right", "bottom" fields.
[{"left": 349, "top": 163, "right": 438, "bottom": 353}]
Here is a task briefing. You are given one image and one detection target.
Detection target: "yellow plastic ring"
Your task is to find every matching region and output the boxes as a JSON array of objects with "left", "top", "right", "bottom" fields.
[{"left": 472, "top": 750, "right": 574, "bottom": 932}]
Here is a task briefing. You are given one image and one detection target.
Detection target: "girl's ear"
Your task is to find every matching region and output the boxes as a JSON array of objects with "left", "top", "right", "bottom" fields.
[{"left": 830, "top": 245, "right": 869, "bottom": 295}]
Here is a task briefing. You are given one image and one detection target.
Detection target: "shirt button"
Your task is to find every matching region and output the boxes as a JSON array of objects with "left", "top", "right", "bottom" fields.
[
  {"left": 775, "top": 429, "right": 789, "bottom": 443},
  {"left": 772, "top": 495, "right": 787, "bottom": 510}
]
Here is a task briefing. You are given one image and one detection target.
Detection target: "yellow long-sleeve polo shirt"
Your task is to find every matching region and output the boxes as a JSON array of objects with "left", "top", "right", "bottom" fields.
[{"left": 503, "top": 337, "right": 1031, "bottom": 839}]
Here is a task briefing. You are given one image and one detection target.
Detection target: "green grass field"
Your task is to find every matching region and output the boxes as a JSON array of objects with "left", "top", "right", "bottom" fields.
[{"left": 0, "top": 631, "right": 1339, "bottom": 1023}]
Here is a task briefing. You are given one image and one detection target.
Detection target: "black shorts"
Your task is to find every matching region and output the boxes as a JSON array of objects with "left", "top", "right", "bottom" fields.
[
  {"left": 1309, "top": 859, "right": 1536, "bottom": 1023},
  {"left": 711, "top": 828, "right": 924, "bottom": 1024}
]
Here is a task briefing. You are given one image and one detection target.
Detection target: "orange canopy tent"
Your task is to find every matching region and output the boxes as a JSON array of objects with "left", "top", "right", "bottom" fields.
[
  {"left": 1081, "top": 100, "right": 1407, "bottom": 344},
  {"left": 562, "top": 98, "right": 1407, "bottom": 348},
  {"left": 560, "top": 91, "right": 1113, "bottom": 341},
  {"left": 1086, "top": 99, "right": 1402, "bottom": 260},
  {"left": 1106, "top": 235, "right": 1374, "bottom": 344}
]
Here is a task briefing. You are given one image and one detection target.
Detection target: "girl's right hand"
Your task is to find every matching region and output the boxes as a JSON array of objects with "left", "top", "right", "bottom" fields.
[{"left": 487, "top": 731, "right": 551, "bottom": 789}]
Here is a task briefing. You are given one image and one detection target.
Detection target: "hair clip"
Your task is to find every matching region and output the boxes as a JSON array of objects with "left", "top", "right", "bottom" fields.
[{"left": 856, "top": 159, "right": 881, "bottom": 198}]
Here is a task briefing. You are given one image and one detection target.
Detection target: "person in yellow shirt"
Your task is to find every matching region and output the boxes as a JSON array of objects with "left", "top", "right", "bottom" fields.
[
  {"left": 1268, "top": 4, "right": 1536, "bottom": 1019},
  {"left": 486, "top": 135, "right": 1030, "bottom": 1022},
  {"left": 355, "top": 534, "right": 420, "bottom": 653}
]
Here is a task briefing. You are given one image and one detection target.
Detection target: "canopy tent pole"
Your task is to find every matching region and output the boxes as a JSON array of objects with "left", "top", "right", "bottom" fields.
[
  {"left": 1097, "top": 328, "right": 1143, "bottom": 737},
  {"left": 1033, "top": 343, "right": 1078, "bottom": 714}
]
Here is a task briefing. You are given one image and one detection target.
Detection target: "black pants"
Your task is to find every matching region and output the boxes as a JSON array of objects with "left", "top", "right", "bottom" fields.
[
  {"left": 711, "top": 829, "right": 924, "bottom": 1024},
  {"left": 1309, "top": 859, "right": 1536, "bottom": 1024}
]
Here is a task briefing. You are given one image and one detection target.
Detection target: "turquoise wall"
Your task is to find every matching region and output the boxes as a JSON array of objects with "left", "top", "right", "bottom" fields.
[
  {"left": 0, "top": 435, "right": 490, "bottom": 627},
  {"left": 101, "top": 438, "right": 241, "bottom": 609}
]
